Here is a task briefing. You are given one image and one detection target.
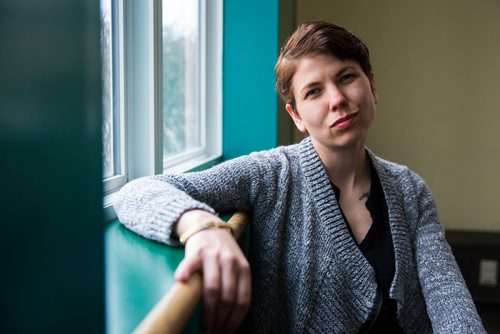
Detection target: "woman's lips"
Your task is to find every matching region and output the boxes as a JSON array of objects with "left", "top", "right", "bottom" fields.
[{"left": 332, "top": 113, "right": 358, "bottom": 129}]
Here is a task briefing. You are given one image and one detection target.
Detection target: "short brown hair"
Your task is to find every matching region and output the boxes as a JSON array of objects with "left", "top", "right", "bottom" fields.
[{"left": 275, "top": 21, "right": 373, "bottom": 108}]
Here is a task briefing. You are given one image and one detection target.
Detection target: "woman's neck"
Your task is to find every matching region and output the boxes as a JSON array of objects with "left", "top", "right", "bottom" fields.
[{"left": 312, "top": 139, "right": 370, "bottom": 192}]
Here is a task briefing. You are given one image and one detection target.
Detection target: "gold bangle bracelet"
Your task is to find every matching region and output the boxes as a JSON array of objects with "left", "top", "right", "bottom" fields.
[{"left": 179, "top": 221, "right": 235, "bottom": 245}]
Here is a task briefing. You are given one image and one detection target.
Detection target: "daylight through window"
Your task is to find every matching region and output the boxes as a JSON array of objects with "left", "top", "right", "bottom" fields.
[{"left": 162, "top": 0, "right": 203, "bottom": 162}]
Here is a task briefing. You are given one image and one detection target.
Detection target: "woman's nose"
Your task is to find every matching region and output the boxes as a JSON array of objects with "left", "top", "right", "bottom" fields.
[{"left": 327, "top": 85, "right": 347, "bottom": 111}]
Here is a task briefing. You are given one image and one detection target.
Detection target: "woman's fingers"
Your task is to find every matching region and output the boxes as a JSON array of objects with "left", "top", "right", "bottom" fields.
[
  {"left": 175, "top": 227, "right": 251, "bottom": 333},
  {"left": 225, "top": 260, "right": 252, "bottom": 333},
  {"left": 201, "top": 250, "right": 221, "bottom": 332},
  {"left": 212, "top": 253, "right": 238, "bottom": 332},
  {"left": 174, "top": 255, "right": 202, "bottom": 282}
]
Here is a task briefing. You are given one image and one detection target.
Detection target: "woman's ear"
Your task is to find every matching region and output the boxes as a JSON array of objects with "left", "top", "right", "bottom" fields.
[
  {"left": 286, "top": 104, "right": 306, "bottom": 133},
  {"left": 372, "top": 85, "right": 378, "bottom": 104},
  {"left": 369, "top": 72, "right": 378, "bottom": 104}
]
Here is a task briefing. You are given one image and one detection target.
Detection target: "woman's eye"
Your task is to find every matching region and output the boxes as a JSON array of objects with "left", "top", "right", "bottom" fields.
[
  {"left": 305, "top": 88, "right": 320, "bottom": 98},
  {"left": 340, "top": 73, "right": 356, "bottom": 83}
]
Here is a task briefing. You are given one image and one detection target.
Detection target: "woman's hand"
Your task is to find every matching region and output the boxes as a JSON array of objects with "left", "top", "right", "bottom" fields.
[{"left": 174, "top": 210, "right": 251, "bottom": 333}]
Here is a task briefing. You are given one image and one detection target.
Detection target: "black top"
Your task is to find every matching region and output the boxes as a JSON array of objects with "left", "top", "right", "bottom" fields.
[{"left": 332, "top": 158, "right": 404, "bottom": 333}]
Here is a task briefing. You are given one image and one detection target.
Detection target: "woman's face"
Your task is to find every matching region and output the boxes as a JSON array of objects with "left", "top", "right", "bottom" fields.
[{"left": 286, "top": 53, "right": 377, "bottom": 152}]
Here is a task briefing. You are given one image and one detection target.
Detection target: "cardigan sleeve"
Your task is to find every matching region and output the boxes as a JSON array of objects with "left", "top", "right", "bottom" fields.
[
  {"left": 409, "top": 171, "right": 486, "bottom": 333},
  {"left": 113, "top": 154, "right": 265, "bottom": 246}
]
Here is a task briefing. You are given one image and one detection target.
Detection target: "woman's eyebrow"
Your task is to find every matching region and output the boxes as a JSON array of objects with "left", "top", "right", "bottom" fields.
[{"left": 336, "top": 65, "right": 357, "bottom": 76}]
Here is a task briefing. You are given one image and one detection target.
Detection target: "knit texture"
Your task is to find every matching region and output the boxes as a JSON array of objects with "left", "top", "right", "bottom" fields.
[{"left": 114, "top": 137, "right": 485, "bottom": 333}]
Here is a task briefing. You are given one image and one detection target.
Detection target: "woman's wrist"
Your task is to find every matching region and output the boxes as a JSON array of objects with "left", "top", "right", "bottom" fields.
[
  {"left": 175, "top": 209, "right": 223, "bottom": 239},
  {"left": 179, "top": 221, "right": 235, "bottom": 244}
]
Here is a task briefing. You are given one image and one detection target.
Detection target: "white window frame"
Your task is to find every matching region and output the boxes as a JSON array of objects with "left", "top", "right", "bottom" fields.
[
  {"left": 103, "top": 0, "right": 127, "bottom": 213},
  {"left": 103, "top": 0, "right": 223, "bottom": 221}
]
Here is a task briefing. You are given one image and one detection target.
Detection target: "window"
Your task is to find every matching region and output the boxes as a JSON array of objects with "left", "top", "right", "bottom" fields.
[
  {"left": 162, "top": 0, "right": 202, "bottom": 162},
  {"left": 101, "top": 0, "right": 222, "bottom": 219},
  {"left": 161, "top": 0, "right": 222, "bottom": 171}
]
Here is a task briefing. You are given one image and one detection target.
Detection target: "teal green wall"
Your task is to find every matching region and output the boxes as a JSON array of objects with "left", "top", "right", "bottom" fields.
[
  {"left": 0, "top": 0, "right": 281, "bottom": 330},
  {"left": 223, "top": 0, "right": 279, "bottom": 159},
  {"left": 0, "top": 2, "right": 104, "bottom": 332}
]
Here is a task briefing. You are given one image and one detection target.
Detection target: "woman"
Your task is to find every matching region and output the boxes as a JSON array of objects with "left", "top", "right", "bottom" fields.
[{"left": 114, "top": 21, "right": 485, "bottom": 333}]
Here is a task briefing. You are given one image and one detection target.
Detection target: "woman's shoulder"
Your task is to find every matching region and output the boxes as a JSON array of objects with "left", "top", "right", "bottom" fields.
[
  {"left": 367, "top": 149, "right": 408, "bottom": 176},
  {"left": 240, "top": 141, "right": 302, "bottom": 167},
  {"left": 367, "top": 149, "right": 428, "bottom": 192},
  {"left": 198, "top": 142, "right": 302, "bottom": 182},
  {"left": 249, "top": 141, "right": 302, "bottom": 157}
]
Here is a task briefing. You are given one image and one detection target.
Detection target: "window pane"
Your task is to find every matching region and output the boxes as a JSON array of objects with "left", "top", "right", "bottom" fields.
[
  {"left": 101, "top": 0, "right": 114, "bottom": 178},
  {"left": 162, "top": 0, "right": 202, "bottom": 159}
]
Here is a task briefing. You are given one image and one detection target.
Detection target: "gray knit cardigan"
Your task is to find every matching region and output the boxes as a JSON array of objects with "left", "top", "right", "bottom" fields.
[{"left": 114, "top": 137, "right": 485, "bottom": 333}]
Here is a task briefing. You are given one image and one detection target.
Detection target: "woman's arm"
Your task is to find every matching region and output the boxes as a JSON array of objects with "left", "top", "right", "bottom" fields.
[
  {"left": 113, "top": 154, "right": 267, "bottom": 332},
  {"left": 113, "top": 176, "right": 216, "bottom": 245},
  {"left": 113, "top": 154, "right": 262, "bottom": 245},
  {"left": 410, "top": 172, "right": 486, "bottom": 333}
]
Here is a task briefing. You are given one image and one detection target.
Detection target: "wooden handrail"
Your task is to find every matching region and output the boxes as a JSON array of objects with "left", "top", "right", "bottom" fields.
[{"left": 133, "top": 211, "right": 250, "bottom": 334}]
